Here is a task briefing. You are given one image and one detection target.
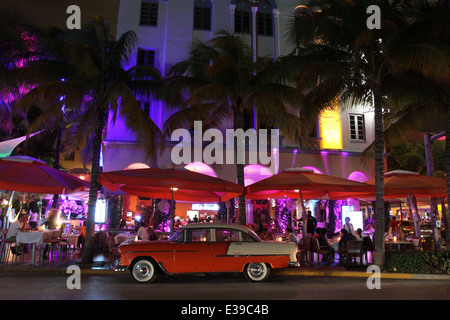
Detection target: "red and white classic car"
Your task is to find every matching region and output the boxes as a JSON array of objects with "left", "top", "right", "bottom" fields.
[{"left": 115, "top": 223, "right": 298, "bottom": 283}]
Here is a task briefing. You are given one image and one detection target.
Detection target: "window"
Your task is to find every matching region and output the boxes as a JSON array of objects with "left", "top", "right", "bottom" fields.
[
  {"left": 187, "top": 228, "right": 212, "bottom": 242},
  {"left": 140, "top": 1, "right": 158, "bottom": 26},
  {"left": 349, "top": 114, "right": 365, "bottom": 141},
  {"left": 193, "top": 0, "right": 212, "bottom": 30},
  {"left": 235, "top": 2, "right": 251, "bottom": 34},
  {"left": 215, "top": 229, "right": 256, "bottom": 242},
  {"left": 137, "top": 48, "right": 155, "bottom": 66},
  {"left": 257, "top": 4, "right": 273, "bottom": 36}
]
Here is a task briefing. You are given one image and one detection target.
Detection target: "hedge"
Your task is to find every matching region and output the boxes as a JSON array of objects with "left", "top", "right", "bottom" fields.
[{"left": 384, "top": 251, "right": 450, "bottom": 274}]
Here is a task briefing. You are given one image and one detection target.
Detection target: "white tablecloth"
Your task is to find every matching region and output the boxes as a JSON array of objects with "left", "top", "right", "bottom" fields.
[{"left": 16, "top": 231, "right": 45, "bottom": 245}]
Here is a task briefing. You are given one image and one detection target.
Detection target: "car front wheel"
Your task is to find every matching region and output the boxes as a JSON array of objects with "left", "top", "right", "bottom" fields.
[
  {"left": 245, "top": 263, "right": 270, "bottom": 282},
  {"left": 131, "top": 259, "right": 157, "bottom": 283}
]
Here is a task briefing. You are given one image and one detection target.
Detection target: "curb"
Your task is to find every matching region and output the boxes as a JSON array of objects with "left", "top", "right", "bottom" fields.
[
  {"left": 2, "top": 265, "right": 450, "bottom": 280},
  {"left": 275, "top": 268, "right": 450, "bottom": 280}
]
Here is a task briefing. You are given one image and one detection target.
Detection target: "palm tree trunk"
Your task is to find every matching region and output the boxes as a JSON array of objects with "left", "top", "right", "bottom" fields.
[
  {"left": 373, "top": 85, "right": 386, "bottom": 267},
  {"left": 81, "top": 107, "right": 105, "bottom": 264},
  {"left": 234, "top": 108, "right": 246, "bottom": 226},
  {"left": 446, "top": 105, "right": 450, "bottom": 252}
]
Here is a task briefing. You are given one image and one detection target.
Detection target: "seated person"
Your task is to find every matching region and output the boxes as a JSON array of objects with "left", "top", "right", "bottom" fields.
[
  {"left": 6, "top": 214, "right": 27, "bottom": 254},
  {"left": 339, "top": 229, "right": 356, "bottom": 250},
  {"left": 136, "top": 222, "right": 148, "bottom": 240}
]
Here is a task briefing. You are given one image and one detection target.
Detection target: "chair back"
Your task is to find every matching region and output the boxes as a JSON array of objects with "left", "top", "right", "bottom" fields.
[
  {"left": 298, "top": 236, "right": 311, "bottom": 250},
  {"left": 52, "top": 230, "right": 62, "bottom": 240},
  {"left": 310, "top": 238, "right": 320, "bottom": 252},
  {"left": 347, "top": 240, "right": 363, "bottom": 253}
]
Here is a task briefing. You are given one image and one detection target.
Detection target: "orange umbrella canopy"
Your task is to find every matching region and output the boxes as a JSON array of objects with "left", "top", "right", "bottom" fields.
[
  {"left": 366, "top": 170, "right": 447, "bottom": 197},
  {"left": 98, "top": 167, "right": 244, "bottom": 202},
  {"left": 247, "top": 167, "right": 374, "bottom": 199},
  {"left": 0, "top": 156, "right": 89, "bottom": 194}
]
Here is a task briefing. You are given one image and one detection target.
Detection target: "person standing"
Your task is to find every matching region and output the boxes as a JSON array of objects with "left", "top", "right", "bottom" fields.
[
  {"left": 342, "top": 217, "right": 355, "bottom": 236},
  {"left": 29, "top": 211, "right": 39, "bottom": 229}
]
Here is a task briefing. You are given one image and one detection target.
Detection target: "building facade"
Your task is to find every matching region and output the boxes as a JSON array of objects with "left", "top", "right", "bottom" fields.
[{"left": 104, "top": 0, "right": 376, "bottom": 186}]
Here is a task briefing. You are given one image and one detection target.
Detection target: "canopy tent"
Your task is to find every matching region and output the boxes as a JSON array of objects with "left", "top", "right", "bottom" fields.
[{"left": 0, "top": 131, "right": 43, "bottom": 157}]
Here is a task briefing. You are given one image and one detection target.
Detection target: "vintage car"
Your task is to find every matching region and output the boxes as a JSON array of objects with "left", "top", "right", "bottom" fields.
[{"left": 115, "top": 223, "right": 298, "bottom": 283}]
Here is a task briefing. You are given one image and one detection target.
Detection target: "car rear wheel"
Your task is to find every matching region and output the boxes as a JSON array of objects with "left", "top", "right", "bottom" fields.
[
  {"left": 131, "top": 259, "right": 157, "bottom": 283},
  {"left": 245, "top": 263, "right": 270, "bottom": 282}
]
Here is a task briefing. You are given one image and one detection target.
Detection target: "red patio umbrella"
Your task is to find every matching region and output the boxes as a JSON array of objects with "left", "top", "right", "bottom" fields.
[
  {"left": 98, "top": 167, "right": 243, "bottom": 203},
  {"left": 0, "top": 156, "right": 89, "bottom": 194},
  {"left": 247, "top": 167, "right": 374, "bottom": 199},
  {"left": 98, "top": 167, "right": 244, "bottom": 235},
  {"left": 365, "top": 170, "right": 447, "bottom": 198}
]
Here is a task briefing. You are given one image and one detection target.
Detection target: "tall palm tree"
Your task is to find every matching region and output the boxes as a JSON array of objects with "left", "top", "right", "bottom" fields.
[
  {"left": 363, "top": 0, "right": 450, "bottom": 250},
  {"left": 280, "top": 0, "right": 449, "bottom": 266},
  {"left": 162, "top": 31, "right": 302, "bottom": 226},
  {"left": 14, "top": 17, "right": 163, "bottom": 264}
]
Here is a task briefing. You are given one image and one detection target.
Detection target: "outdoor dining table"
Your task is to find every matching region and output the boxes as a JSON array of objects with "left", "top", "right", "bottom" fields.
[
  {"left": 385, "top": 240, "right": 413, "bottom": 251},
  {"left": 16, "top": 230, "right": 50, "bottom": 264}
]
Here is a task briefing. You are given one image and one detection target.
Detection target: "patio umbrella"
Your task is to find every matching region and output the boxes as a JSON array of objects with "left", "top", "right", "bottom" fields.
[
  {"left": 365, "top": 170, "right": 447, "bottom": 198},
  {"left": 366, "top": 170, "right": 447, "bottom": 239},
  {"left": 247, "top": 167, "right": 374, "bottom": 198},
  {"left": 0, "top": 156, "right": 89, "bottom": 194},
  {"left": 247, "top": 167, "right": 375, "bottom": 238},
  {"left": 99, "top": 167, "right": 244, "bottom": 235},
  {"left": 98, "top": 167, "right": 244, "bottom": 203}
]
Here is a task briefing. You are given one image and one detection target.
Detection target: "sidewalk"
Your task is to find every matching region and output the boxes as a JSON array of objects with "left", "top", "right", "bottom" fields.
[{"left": 1, "top": 246, "right": 450, "bottom": 280}]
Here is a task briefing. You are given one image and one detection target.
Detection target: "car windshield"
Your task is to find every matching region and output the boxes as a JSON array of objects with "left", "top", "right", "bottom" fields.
[{"left": 170, "top": 228, "right": 184, "bottom": 242}]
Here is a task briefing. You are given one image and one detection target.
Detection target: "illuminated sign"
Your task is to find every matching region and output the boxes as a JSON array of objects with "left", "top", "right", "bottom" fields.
[{"left": 192, "top": 203, "right": 219, "bottom": 211}]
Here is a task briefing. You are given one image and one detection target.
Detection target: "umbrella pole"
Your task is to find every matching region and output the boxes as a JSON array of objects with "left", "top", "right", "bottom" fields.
[
  {"left": 298, "top": 191, "right": 307, "bottom": 240},
  {"left": 170, "top": 189, "right": 174, "bottom": 237},
  {"left": 5, "top": 190, "right": 14, "bottom": 228}
]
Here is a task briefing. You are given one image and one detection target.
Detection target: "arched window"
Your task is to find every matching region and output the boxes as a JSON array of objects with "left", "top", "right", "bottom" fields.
[
  {"left": 235, "top": 1, "right": 251, "bottom": 34},
  {"left": 257, "top": 3, "right": 273, "bottom": 36},
  {"left": 194, "top": 0, "right": 212, "bottom": 30}
]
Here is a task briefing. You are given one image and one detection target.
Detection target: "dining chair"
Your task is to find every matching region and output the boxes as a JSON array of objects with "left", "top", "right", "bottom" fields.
[
  {"left": 309, "top": 238, "right": 332, "bottom": 263},
  {"left": 342, "top": 240, "right": 363, "bottom": 265}
]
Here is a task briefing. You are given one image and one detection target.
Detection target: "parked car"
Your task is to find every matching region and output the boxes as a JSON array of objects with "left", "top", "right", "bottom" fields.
[{"left": 115, "top": 223, "right": 298, "bottom": 283}]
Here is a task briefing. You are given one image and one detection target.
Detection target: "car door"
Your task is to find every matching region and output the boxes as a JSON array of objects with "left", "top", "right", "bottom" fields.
[
  {"left": 213, "top": 228, "right": 250, "bottom": 272},
  {"left": 173, "top": 228, "right": 214, "bottom": 273}
]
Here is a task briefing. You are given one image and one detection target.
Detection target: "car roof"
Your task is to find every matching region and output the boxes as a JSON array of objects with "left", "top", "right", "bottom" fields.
[{"left": 182, "top": 223, "right": 251, "bottom": 233}]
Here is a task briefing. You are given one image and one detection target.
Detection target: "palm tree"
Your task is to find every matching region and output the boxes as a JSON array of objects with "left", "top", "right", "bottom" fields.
[
  {"left": 162, "top": 31, "right": 302, "bottom": 226},
  {"left": 364, "top": 0, "right": 450, "bottom": 250},
  {"left": 14, "top": 17, "right": 163, "bottom": 264},
  {"left": 280, "top": 0, "right": 450, "bottom": 266}
]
